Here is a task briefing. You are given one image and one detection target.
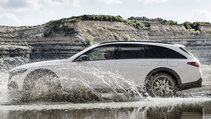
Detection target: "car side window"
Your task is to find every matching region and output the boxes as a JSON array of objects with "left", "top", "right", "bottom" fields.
[
  {"left": 119, "top": 44, "right": 145, "bottom": 59},
  {"left": 85, "top": 45, "right": 115, "bottom": 61},
  {"left": 151, "top": 46, "right": 186, "bottom": 59},
  {"left": 144, "top": 45, "right": 160, "bottom": 58}
]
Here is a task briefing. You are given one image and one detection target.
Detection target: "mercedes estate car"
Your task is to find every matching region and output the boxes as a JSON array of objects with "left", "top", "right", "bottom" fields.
[{"left": 8, "top": 41, "right": 202, "bottom": 98}]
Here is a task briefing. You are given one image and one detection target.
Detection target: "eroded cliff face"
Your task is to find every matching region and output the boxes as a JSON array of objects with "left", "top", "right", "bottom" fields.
[
  {"left": 0, "top": 20, "right": 148, "bottom": 64},
  {"left": 1, "top": 20, "right": 211, "bottom": 69},
  {"left": 146, "top": 23, "right": 211, "bottom": 65}
]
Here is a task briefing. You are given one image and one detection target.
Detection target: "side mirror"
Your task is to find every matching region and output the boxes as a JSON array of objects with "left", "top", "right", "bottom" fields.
[{"left": 77, "top": 55, "right": 89, "bottom": 62}]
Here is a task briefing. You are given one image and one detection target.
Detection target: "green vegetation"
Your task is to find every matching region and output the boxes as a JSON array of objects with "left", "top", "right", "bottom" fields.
[
  {"left": 141, "top": 21, "right": 150, "bottom": 29},
  {"left": 125, "top": 20, "right": 142, "bottom": 29},
  {"left": 188, "top": 29, "right": 196, "bottom": 34},
  {"left": 183, "top": 22, "right": 211, "bottom": 35},
  {"left": 160, "top": 20, "right": 211, "bottom": 35},
  {"left": 183, "top": 22, "right": 192, "bottom": 29},
  {"left": 124, "top": 34, "right": 130, "bottom": 41},
  {"left": 84, "top": 35, "right": 94, "bottom": 47},
  {"left": 196, "top": 30, "right": 200, "bottom": 35},
  {"left": 161, "top": 20, "right": 178, "bottom": 25},
  {"left": 49, "top": 14, "right": 211, "bottom": 35},
  {"left": 50, "top": 15, "right": 126, "bottom": 25},
  {"left": 127, "top": 20, "right": 150, "bottom": 29},
  {"left": 131, "top": 38, "right": 137, "bottom": 41},
  {"left": 49, "top": 15, "right": 149, "bottom": 30}
]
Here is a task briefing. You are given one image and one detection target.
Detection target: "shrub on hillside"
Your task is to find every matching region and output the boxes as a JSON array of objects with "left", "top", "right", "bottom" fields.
[
  {"left": 183, "top": 22, "right": 193, "bottom": 29},
  {"left": 196, "top": 30, "right": 200, "bottom": 35},
  {"left": 131, "top": 38, "right": 137, "bottom": 41},
  {"left": 84, "top": 35, "right": 94, "bottom": 47},
  {"left": 183, "top": 21, "right": 210, "bottom": 35},
  {"left": 188, "top": 29, "right": 196, "bottom": 34},
  {"left": 124, "top": 34, "right": 130, "bottom": 41},
  {"left": 161, "top": 20, "right": 177, "bottom": 25}
]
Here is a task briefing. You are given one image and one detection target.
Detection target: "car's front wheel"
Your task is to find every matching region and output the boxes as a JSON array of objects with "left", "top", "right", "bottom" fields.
[
  {"left": 23, "top": 71, "right": 62, "bottom": 101},
  {"left": 146, "top": 73, "right": 178, "bottom": 97}
]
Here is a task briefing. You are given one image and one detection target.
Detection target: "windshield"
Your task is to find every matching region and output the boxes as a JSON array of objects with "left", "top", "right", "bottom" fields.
[{"left": 68, "top": 44, "right": 99, "bottom": 60}]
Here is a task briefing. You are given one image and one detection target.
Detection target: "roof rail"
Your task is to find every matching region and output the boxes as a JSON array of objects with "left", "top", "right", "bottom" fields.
[{"left": 100, "top": 41, "right": 174, "bottom": 45}]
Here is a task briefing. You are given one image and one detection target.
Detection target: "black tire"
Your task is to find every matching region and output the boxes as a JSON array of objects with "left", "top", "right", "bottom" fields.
[
  {"left": 23, "top": 71, "right": 62, "bottom": 101},
  {"left": 146, "top": 73, "right": 178, "bottom": 97}
]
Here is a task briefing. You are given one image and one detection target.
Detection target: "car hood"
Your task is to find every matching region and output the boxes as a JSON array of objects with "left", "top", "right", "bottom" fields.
[{"left": 11, "top": 59, "right": 68, "bottom": 71}]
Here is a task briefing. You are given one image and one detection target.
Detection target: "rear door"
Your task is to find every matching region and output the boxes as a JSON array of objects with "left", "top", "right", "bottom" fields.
[{"left": 115, "top": 44, "right": 161, "bottom": 86}]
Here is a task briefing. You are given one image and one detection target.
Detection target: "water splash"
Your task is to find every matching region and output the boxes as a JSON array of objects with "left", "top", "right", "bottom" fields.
[
  {"left": 19, "top": 65, "right": 147, "bottom": 103},
  {"left": 0, "top": 56, "right": 30, "bottom": 104},
  {"left": 58, "top": 65, "right": 147, "bottom": 102},
  {"left": 0, "top": 57, "right": 30, "bottom": 72},
  {"left": 0, "top": 72, "right": 9, "bottom": 104}
]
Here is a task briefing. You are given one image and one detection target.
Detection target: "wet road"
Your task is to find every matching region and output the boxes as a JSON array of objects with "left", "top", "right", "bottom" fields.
[{"left": 0, "top": 98, "right": 211, "bottom": 119}]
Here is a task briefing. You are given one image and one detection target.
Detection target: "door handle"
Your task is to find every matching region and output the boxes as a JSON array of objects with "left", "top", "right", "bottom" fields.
[{"left": 142, "top": 63, "right": 151, "bottom": 66}]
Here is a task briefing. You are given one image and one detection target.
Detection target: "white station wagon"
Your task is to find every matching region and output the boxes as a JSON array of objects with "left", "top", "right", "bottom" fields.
[{"left": 8, "top": 41, "right": 202, "bottom": 98}]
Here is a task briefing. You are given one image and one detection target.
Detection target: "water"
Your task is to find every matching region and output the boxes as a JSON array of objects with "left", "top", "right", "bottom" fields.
[
  {"left": 1, "top": 58, "right": 211, "bottom": 118},
  {"left": 0, "top": 72, "right": 9, "bottom": 105},
  {"left": 0, "top": 98, "right": 211, "bottom": 119}
]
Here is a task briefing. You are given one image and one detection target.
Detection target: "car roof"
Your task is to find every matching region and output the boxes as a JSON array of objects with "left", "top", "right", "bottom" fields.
[{"left": 99, "top": 41, "right": 184, "bottom": 47}]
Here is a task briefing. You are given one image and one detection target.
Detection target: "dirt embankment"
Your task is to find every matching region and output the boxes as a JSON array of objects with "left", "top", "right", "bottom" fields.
[{"left": 1, "top": 20, "right": 211, "bottom": 68}]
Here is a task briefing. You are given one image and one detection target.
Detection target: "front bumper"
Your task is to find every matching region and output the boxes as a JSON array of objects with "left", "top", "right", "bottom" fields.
[{"left": 179, "top": 78, "right": 202, "bottom": 90}]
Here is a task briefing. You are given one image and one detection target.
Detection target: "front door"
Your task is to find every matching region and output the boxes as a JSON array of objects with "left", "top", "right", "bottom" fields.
[{"left": 73, "top": 45, "right": 117, "bottom": 89}]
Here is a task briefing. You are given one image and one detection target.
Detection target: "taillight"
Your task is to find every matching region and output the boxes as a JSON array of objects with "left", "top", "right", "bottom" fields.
[{"left": 187, "top": 62, "right": 199, "bottom": 67}]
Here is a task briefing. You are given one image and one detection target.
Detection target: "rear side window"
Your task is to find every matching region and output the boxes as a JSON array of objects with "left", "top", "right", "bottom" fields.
[
  {"left": 118, "top": 44, "right": 159, "bottom": 59},
  {"left": 152, "top": 46, "right": 186, "bottom": 59},
  {"left": 119, "top": 44, "right": 145, "bottom": 59},
  {"left": 117, "top": 44, "right": 186, "bottom": 59},
  {"left": 144, "top": 45, "right": 160, "bottom": 58}
]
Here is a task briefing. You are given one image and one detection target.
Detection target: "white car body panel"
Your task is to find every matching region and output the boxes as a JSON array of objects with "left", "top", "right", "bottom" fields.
[
  {"left": 115, "top": 59, "right": 161, "bottom": 85},
  {"left": 8, "top": 42, "right": 203, "bottom": 93}
]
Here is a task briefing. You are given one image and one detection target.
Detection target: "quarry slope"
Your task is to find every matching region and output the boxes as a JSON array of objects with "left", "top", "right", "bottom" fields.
[{"left": 1, "top": 20, "right": 211, "bottom": 70}]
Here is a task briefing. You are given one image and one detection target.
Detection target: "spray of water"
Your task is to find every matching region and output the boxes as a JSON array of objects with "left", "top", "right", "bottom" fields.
[
  {"left": 0, "top": 56, "right": 30, "bottom": 104},
  {"left": 18, "top": 64, "right": 147, "bottom": 103},
  {"left": 0, "top": 72, "right": 9, "bottom": 104},
  {"left": 58, "top": 65, "right": 147, "bottom": 102}
]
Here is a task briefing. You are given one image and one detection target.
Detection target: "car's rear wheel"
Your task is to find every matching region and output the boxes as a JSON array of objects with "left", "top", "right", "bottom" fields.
[
  {"left": 23, "top": 71, "right": 62, "bottom": 101},
  {"left": 146, "top": 73, "right": 178, "bottom": 97}
]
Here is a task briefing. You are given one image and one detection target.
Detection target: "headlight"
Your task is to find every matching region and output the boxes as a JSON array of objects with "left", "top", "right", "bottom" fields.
[
  {"left": 10, "top": 68, "right": 27, "bottom": 75},
  {"left": 9, "top": 68, "right": 27, "bottom": 80}
]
